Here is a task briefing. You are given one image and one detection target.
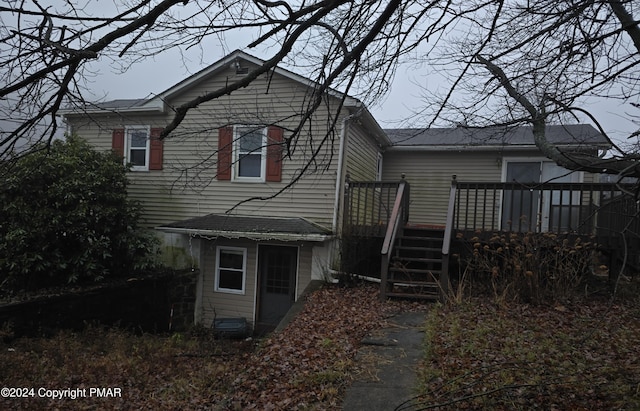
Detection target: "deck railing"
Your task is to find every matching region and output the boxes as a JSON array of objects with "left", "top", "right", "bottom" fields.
[
  {"left": 379, "top": 180, "right": 410, "bottom": 300},
  {"left": 454, "top": 179, "right": 639, "bottom": 240},
  {"left": 440, "top": 176, "right": 458, "bottom": 296},
  {"left": 343, "top": 178, "right": 409, "bottom": 237}
]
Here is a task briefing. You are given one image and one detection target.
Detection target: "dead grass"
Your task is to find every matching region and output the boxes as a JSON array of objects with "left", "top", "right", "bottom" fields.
[
  {"left": 0, "top": 325, "right": 254, "bottom": 410},
  {"left": 410, "top": 293, "right": 640, "bottom": 410},
  {"left": 2, "top": 280, "right": 639, "bottom": 410}
]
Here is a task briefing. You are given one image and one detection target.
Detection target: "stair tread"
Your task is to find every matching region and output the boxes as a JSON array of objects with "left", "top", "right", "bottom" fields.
[
  {"left": 385, "top": 292, "right": 440, "bottom": 300},
  {"left": 390, "top": 267, "right": 442, "bottom": 274},
  {"left": 399, "top": 236, "right": 444, "bottom": 241},
  {"left": 395, "top": 245, "right": 442, "bottom": 251},
  {"left": 392, "top": 261, "right": 443, "bottom": 267},
  {"left": 387, "top": 279, "right": 440, "bottom": 286},
  {"left": 403, "top": 226, "right": 445, "bottom": 233},
  {"left": 396, "top": 246, "right": 442, "bottom": 251},
  {"left": 393, "top": 256, "right": 443, "bottom": 262}
]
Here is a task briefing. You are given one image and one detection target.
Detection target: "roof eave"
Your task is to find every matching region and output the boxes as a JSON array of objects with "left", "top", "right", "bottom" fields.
[
  {"left": 155, "top": 226, "right": 332, "bottom": 242},
  {"left": 59, "top": 102, "right": 165, "bottom": 116},
  {"left": 347, "top": 102, "right": 392, "bottom": 147},
  {"left": 387, "top": 143, "right": 610, "bottom": 152}
]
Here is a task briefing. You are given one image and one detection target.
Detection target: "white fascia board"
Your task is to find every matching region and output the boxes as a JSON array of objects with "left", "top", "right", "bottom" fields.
[
  {"left": 386, "top": 144, "right": 586, "bottom": 152},
  {"left": 146, "top": 50, "right": 357, "bottom": 107},
  {"left": 59, "top": 102, "right": 165, "bottom": 116},
  {"left": 155, "top": 226, "right": 332, "bottom": 243}
]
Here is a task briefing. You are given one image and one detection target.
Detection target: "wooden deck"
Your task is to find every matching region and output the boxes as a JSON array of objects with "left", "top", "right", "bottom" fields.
[{"left": 342, "top": 178, "right": 640, "bottom": 300}]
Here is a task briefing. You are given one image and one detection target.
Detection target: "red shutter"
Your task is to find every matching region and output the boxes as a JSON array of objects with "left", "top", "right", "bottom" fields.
[
  {"left": 112, "top": 128, "right": 125, "bottom": 158},
  {"left": 266, "top": 126, "right": 284, "bottom": 182},
  {"left": 217, "top": 126, "right": 233, "bottom": 180},
  {"left": 149, "top": 128, "right": 164, "bottom": 170}
]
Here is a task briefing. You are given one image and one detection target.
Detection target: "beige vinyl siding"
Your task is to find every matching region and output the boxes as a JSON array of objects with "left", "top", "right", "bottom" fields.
[
  {"left": 382, "top": 149, "right": 603, "bottom": 227},
  {"left": 336, "top": 121, "right": 385, "bottom": 232},
  {"left": 66, "top": 63, "right": 347, "bottom": 229},
  {"left": 199, "top": 239, "right": 314, "bottom": 326},
  {"left": 296, "top": 244, "right": 313, "bottom": 298},
  {"left": 344, "top": 122, "right": 381, "bottom": 181},
  {"left": 201, "top": 239, "right": 256, "bottom": 325},
  {"left": 382, "top": 150, "right": 503, "bottom": 226}
]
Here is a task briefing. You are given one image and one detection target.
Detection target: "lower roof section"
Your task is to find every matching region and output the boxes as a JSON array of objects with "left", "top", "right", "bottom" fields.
[{"left": 156, "top": 214, "right": 333, "bottom": 242}]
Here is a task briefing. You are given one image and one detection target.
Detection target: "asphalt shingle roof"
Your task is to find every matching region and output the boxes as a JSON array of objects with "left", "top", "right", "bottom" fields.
[
  {"left": 158, "top": 214, "right": 332, "bottom": 239},
  {"left": 90, "top": 99, "right": 149, "bottom": 110},
  {"left": 384, "top": 124, "right": 609, "bottom": 147}
]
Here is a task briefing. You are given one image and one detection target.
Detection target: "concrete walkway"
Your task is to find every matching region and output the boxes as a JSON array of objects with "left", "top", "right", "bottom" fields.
[{"left": 342, "top": 311, "right": 427, "bottom": 411}]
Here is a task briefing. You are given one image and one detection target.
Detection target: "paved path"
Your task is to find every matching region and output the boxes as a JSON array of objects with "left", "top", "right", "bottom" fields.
[{"left": 342, "top": 311, "right": 427, "bottom": 411}]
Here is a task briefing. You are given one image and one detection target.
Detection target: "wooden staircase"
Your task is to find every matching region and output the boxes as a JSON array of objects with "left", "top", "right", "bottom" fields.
[{"left": 384, "top": 227, "right": 446, "bottom": 300}]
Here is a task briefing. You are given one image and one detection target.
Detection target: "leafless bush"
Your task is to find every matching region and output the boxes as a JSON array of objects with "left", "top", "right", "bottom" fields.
[{"left": 456, "top": 231, "right": 598, "bottom": 304}]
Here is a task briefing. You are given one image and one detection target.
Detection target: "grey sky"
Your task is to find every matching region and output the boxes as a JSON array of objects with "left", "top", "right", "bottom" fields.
[
  {"left": 84, "top": 43, "right": 637, "bottom": 145},
  {"left": 4, "top": 1, "right": 637, "bottom": 148},
  {"left": 73, "top": 0, "right": 637, "bottom": 144}
]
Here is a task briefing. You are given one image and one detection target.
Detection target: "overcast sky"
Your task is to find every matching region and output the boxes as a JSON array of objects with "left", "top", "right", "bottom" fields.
[
  {"left": 84, "top": 46, "right": 637, "bottom": 144},
  {"left": 74, "top": 1, "right": 638, "bottom": 145}
]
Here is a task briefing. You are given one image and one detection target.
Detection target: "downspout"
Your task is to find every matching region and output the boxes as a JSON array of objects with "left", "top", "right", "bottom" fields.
[{"left": 332, "top": 109, "right": 360, "bottom": 233}]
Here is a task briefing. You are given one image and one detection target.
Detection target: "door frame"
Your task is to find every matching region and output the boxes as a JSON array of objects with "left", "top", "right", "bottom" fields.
[
  {"left": 254, "top": 244, "right": 300, "bottom": 331},
  {"left": 500, "top": 157, "right": 583, "bottom": 231}
]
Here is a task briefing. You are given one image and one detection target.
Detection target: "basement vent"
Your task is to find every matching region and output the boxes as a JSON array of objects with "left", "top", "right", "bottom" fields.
[{"left": 212, "top": 317, "right": 251, "bottom": 338}]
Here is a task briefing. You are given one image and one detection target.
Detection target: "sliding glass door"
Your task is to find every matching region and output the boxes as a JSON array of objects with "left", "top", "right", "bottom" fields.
[{"left": 502, "top": 161, "right": 580, "bottom": 232}]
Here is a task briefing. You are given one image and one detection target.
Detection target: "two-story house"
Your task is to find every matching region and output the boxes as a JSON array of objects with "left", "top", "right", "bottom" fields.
[
  {"left": 62, "top": 50, "right": 388, "bottom": 332},
  {"left": 63, "top": 50, "right": 614, "bottom": 330}
]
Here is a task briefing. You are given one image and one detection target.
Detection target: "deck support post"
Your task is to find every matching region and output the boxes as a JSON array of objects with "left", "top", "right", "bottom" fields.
[{"left": 440, "top": 175, "right": 457, "bottom": 301}]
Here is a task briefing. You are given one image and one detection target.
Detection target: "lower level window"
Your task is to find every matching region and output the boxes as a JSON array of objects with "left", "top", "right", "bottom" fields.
[{"left": 215, "top": 247, "right": 247, "bottom": 294}]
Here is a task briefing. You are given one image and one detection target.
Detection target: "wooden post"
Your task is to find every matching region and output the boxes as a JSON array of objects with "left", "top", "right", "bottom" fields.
[{"left": 440, "top": 175, "right": 457, "bottom": 300}]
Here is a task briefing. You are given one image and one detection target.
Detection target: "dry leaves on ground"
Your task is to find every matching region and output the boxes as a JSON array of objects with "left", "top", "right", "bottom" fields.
[
  {"left": 226, "top": 284, "right": 426, "bottom": 410},
  {"left": 0, "top": 283, "right": 425, "bottom": 410}
]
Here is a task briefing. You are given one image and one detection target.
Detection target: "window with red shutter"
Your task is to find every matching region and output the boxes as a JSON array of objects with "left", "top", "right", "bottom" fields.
[
  {"left": 217, "top": 126, "right": 233, "bottom": 180},
  {"left": 113, "top": 126, "right": 163, "bottom": 171},
  {"left": 266, "top": 126, "right": 283, "bottom": 182},
  {"left": 218, "top": 125, "right": 284, "bottom": 182},
  {"left": 112, "top": 129, "right": 125, "bottom": 158},
  {"left": 149, "top": 128, "right": 164, "bottom": 170}
]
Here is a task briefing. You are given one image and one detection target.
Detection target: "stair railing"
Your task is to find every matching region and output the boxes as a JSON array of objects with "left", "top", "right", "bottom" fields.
[
  {"left": 380, "top": 178, "right": 409, "bottom": 300},
  {"left": 440, "top": 175, "right": 457, "bottom": 298}
]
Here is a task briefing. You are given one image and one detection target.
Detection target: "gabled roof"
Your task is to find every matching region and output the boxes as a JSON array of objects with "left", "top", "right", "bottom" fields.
[
  {"left": 61, "top": 50, "right": 362, "bottom": 115},
  {"left": 60, "top": 49, "right": 390, "bottom": 146},
  {"left": 156, "top": 214, "right": 332, "bottom": 242},
  {"left": 385, "top": 124, "right": 610, "bottom": 151}
]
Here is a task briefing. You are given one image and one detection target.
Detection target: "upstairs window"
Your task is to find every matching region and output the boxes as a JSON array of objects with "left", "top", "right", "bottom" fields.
[
  {"left": 112, "top": 127, "right": 163, "bottom": 171},
  {"left": 126, "top": 126, "right": 150, "bottom": 170},
  {"left": 236, "top": 126, "right": 265, "bottom": 180},
  {"left": 217, "top": 125, "right": 284, "bottom": 182}
]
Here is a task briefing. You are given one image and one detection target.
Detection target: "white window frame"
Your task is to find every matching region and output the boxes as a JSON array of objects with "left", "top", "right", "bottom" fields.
[
  {"left": 124, "top": 125, "right": 150, "bottom": 171},
  {"left": 233, "top": 125, "right": 267, "bottom": 182},
  {"left": 215, "top": 246, "right": 247, "bottom": 294}
]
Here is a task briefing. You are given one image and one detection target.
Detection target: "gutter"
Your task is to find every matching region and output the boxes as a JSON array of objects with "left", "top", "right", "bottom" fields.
[
  {"left": 332, "top": 110, "right": 357, "bottom": 233},
  {"left": 59, "top": 105, "right": 165, "bottom": 116},
  {"left": 386, "top": 144, "right": 611, "bottom": 152},
  {"left": 331, "top": 104, "right": 391, "bottom": 232}
]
